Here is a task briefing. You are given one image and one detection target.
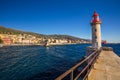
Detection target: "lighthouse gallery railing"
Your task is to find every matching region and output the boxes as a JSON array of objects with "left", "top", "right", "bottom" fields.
[{"left": 55, "top": 48, "right": 101, "bottom": 80}]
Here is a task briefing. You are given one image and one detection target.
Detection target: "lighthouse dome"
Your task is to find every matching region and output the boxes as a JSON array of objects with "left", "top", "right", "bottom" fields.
[
  {"left": 92, "top": 11, "right": 99, "bottom": 17},
  {"left": 91, "top": 11, "right": 101, "bottom": 23}
]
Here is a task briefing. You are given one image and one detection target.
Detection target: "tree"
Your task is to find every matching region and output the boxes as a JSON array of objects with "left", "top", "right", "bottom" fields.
[{"left": 0, "top": 39, "right": 3, "bottom": 44}]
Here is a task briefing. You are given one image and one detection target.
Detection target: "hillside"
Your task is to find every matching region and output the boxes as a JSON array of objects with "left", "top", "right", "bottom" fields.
[
  {"left": 0, "top": 26, "right": 45, "bottom": 38},
  {"left": 0, "top": 26, "right": 88, "bottom": 41}
]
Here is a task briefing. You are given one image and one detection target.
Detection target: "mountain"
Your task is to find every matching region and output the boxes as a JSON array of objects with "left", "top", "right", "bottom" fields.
[
  {"left": 0, "top": 26, "right": 88, "bottom": 42},
  {"left": 0, "top": 26, "right": 45, "bottom": 38}
]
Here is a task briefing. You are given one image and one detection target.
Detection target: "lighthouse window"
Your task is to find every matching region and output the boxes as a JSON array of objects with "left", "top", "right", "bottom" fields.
[
  {"left": 95, "top": 36, "right": 97, "bottom": 39},
  {"left": 95, "top": 29, "right": 97, "bottom": 32}
]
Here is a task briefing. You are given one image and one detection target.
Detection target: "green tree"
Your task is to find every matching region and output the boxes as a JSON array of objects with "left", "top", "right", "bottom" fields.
[{"left": 0, "top": 39, "right": 3, "bottom": 44}]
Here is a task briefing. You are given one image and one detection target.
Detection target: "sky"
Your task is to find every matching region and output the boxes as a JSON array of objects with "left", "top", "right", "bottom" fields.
[{"left": 0, "top": 0, "right": 120, "bottom": 43}]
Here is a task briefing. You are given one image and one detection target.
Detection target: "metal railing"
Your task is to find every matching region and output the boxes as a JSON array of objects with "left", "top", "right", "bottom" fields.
[{"left": 55, "top": 49, "right": 101, "bottom": 80}]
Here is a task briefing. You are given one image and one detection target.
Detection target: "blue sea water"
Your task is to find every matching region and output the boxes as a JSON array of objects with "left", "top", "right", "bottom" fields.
[{"left": 0, "top": 44, "right": 120, "bottom": 80}]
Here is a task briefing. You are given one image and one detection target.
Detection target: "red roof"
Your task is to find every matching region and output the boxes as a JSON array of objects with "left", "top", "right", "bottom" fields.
[
  {"left": 91, "top": 11, "right": 101, "bottom": 23},
  {"left": 92, "top": 11, "right": 99, "bottom": 17}
]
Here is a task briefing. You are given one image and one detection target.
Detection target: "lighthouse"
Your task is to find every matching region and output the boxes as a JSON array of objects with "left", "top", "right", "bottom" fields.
[{"left": 91, "top": 11, "right": 102, "bottom": 48}]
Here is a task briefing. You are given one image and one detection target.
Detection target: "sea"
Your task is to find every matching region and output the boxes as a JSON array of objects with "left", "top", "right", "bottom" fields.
[{"left": 0, "top": 44, "right": 120, "bottom": 80}]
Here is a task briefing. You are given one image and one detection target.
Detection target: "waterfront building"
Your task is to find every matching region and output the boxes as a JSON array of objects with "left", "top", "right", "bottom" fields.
[{"left": 2, "top": 37, "right": 13, "bottom": 45}]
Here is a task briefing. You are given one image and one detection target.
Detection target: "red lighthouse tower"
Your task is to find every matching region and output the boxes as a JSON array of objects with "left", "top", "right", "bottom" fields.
[{"left": 91, "top": 11, "right": 102, "bottom": 48}]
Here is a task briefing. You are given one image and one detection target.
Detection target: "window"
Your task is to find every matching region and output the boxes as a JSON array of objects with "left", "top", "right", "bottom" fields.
[
  {"left": 95, "top": 36, "right": 97, "bottom": 39},
  {"left": 95, "top": 29, "right": 97, "bottom": 32}
]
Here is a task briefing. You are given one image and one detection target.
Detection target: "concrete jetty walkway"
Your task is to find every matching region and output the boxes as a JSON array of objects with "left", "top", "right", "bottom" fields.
[{"left": 88, "top": 49, "right": 120, "bottom": 80}]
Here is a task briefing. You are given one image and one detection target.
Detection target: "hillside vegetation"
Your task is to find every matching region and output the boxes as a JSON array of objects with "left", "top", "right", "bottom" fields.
[
  {"left": 0, "top": 26, "right": 87, "bottom": 41},
  {"left": 0, "top": 26, "right": 45, "bottom": 38}
]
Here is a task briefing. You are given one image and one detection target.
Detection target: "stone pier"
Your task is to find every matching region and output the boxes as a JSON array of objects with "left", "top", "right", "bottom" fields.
[{"left": 88, "top": 47, "right": 120, "bottom": 80}]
